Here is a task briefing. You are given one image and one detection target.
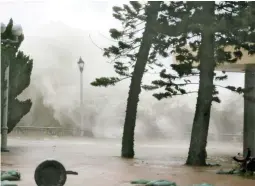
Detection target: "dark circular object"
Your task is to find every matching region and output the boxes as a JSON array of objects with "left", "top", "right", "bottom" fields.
[{"left": 34, "top": 160, "right": 67, "bottom": 186}]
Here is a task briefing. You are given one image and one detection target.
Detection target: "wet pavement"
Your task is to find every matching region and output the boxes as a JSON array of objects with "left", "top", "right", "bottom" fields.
[{"left": 1, "top": 137, "right": 255, "bottom": 186}]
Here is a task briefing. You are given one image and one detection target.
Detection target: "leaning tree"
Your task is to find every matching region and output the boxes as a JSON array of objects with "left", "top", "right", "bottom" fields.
[
  {"left": 91, "top": 1, "right": 254, "bottom": 163},
  {"left": 91, "top": 1, "right": 171, "bottom": 158},
  {"left": 1, "top": 19, "right": 33, "bottom": 133},
  {"left": 143, "top": 1, "right": 253, "bottom": 165},
  {"left": 145, "top": 2, "right": 254, "bottom": 165}
]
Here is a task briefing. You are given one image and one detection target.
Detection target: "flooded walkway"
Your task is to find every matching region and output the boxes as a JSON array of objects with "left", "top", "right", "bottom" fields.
[{"left": 1, "top": 137, "right": 254, "bottom": 186}]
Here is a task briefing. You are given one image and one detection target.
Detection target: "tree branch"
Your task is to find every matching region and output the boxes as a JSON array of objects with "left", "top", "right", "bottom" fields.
[
  {"left": 174, "top": 91, "right": 198, "bottom": 95},
  {"left": 107, "top": 45, "right": 141, "bottom": 64},
  {"left": 123, "top": 20, "right": 145, "bottom": 33},
  {"left": 173, "top": 82, "right": 244, "bottom": 94},
  {"left": 90, "top": 76, "right": 131, "bottom": 87},
  {"left": 152, "top": 90, "right": 198, "bottom": 100},
  {"left": 89, "top": 34, "right": 104, "bottom": 51}
]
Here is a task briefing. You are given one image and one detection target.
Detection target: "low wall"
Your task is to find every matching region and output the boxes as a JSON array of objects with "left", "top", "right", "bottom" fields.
[
  {"left": 8, "top": 126, "right": 243, "bottom": 142},
  {"left": 9, "top": 126, "right": 77, "bottom": 137}
]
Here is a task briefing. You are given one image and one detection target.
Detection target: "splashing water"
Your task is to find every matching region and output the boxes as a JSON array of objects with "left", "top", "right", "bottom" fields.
[{"left": 15, "top": 21, "right": 245, "bottom": 139}]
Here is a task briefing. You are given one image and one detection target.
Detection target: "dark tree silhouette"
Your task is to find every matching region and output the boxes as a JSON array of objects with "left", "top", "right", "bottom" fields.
[
  {"left": 91, "top": 1, "right": 255, "bottom": 163},
  {"left": 91, "top": 1, "right": 162, "bottom": 158},
  {"left": 1, "top": 19, "right": 33, "bottom": 133},
  {"left": 143, "top": 1, "right": 254, "bottom": 165}
]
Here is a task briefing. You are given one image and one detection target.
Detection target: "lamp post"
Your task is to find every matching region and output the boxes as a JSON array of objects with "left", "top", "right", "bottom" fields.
[
  {"left": 1, "top": 22, "right": 23, "bottom": 152},
  {"left": 77, "top": 57, "right": 84, "bottom": 136}
]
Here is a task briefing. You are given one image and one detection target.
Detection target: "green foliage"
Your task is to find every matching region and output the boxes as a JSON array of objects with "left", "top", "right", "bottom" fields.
[
  {"left": 91, "top": 2, "right": 146, "bottom": 87},
  {"left": 215, "top": 74, "right": 228, "bottom": 81},
  {"left": 142, "top": 68, "right": 197, "bottom": 100},
  {"left": 94, "top": 2, "right": 163, "bottom": 158},
  {"left": 94, "top": 1, "right": 255, "bottom": 102},
  {"left": 1, "top": 19, "right": 33, "bottom": 133},
  {"left": 92, "top": 1, "right": 172, "bottom": 88},
  {"left": 91, "top": 77, "right": 122, "bottom": 87},
  {"left": 171, "top": 63, "right": 194, "bottom": 77},
  {"left": 225, "top": 86, "right": 244, "bottom": 94},
  {"left": 144, "top": 1, "right": 255, "bottom": 102},
  {"left": 109, "top": 29, "right": 123, "bottom": 40},
  {"left": 1, "top": 19, "right": 24, "bottom": 49}
]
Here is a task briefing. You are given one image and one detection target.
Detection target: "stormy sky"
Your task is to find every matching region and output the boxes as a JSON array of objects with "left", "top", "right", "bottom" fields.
[{"left": 0, "top": 0, "right": 245, "bottom": 139}]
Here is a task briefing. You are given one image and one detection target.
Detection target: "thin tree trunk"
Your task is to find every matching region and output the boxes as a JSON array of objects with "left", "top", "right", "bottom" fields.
[
  {"left": 121, "top": 2, "right": 161, "bottom": 158},
  {"left": 186, "top": 2, "right": 216, "bottom": 166},
  {"left": 243, "top": 65, "right": 255, "bottom": 157}
]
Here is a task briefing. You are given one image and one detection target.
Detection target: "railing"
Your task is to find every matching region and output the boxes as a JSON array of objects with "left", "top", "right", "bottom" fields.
[
  {"left": 10, "top": 126, "right": 77, "bottom": 137},
  {"left": 9, "top": 126, "right": 243, "bottom": 141}
]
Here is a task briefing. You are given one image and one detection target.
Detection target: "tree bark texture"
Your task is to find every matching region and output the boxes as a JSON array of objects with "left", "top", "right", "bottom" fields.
[
  {"left": 121, "top": 2, "right": 161, "bottom": 158},
  {"left": 243, "top": 64, "right": 255, "bottom": 157},
  {"left": 186, "top": 1, "right": 216, "bottom": 166}
]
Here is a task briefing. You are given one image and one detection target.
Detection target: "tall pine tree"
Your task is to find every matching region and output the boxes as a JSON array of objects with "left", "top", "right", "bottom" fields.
[
  {"left": 91, "top": 1, "right": 163, "bottom": 158},
  {"left": 143, "top": 1, "right": 252, "bottom": 165}
]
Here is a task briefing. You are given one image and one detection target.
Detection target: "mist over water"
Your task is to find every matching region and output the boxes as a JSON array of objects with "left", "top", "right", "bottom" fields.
[{"left": 16, "top": 21, "right": 244, "bottom": 140}]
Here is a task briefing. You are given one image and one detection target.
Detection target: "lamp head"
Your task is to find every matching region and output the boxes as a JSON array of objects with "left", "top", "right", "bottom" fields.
[{"left": 77, "top": 57, "right": 85, "bottom": 72}]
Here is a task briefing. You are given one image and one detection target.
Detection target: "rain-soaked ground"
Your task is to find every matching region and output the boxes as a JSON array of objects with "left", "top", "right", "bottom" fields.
[{"left": 1, "top": 136, "right": 255, "bottom": 186}]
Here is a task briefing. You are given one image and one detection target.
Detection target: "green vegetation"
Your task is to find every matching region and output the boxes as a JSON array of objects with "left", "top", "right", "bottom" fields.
[{"left": 1, "top": 19, "right": 33, "bottom": 133}]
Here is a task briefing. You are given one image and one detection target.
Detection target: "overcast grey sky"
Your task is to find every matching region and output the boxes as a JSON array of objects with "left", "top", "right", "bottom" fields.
[{"left": 0, "top": 0, "right": 122, "bottom": 33}]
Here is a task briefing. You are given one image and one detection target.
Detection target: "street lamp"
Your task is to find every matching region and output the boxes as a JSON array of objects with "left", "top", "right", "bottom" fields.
[
  {"left": 77, "top": 57, "right": 84, "bottom": 136},
  {"left": 1, "top": 22, "right": 23, "bottom": 152}
]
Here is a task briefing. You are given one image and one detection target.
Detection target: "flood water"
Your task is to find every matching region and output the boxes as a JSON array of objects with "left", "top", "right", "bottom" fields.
[{"left": 1, "top": 137, "right": 255, "bottom": 186}]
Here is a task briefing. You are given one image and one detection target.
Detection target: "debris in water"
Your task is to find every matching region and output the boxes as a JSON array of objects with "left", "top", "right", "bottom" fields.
[
  {"left": 130, "top": 180, "right": 215, "bottom": 186},
  {"left": 232, "top": 148, "right": 255, "bottom": 173},
  {"left": 130, "top": 179, "right": 176, "bottom": 186},
  {"left": 191, "top": 184, "right": 214, "bottom": 186},
  {"left": 1, "top": 170, "right": 21, "bottom": 181},
  {"left": 34, "top": 159, "right": 78, "bottom": 186},
  {"left": 216, "top": 169, "right": 240, "bottom": 175},
  {"left": 206, "top": 163, "right": 221, "bottom": 167},
  {"left": 65, "top": 170, "right": 78, "bottom": 175},
  {"left": 146, "top": 180, "right": 177, "bottom": 186},
  {"left": 131, "top": 179, "right": 151, "bottom": 184}
]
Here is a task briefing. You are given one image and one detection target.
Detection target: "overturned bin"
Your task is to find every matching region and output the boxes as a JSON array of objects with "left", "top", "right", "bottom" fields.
[{"left": 34, "top": 160, "right": 78, "bottom": 186}]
